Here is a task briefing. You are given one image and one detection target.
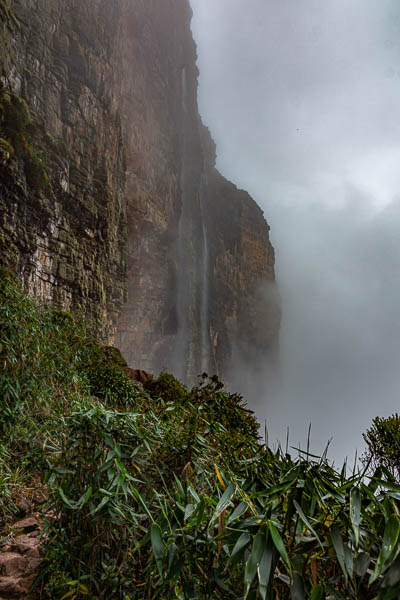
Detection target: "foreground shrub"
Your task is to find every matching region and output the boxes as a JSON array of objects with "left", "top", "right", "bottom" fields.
[
  {"left": 85, "top": 363, "right": 137, "bottom": 407},
  {"left": 0, "top": 268, "right": 88, "bottom": 437},
  {"left": 2, "top": 270, "right": 400, "bottom": 598},
  {"left": 363, "top": 414, "right": 400, "bottom": 479}
]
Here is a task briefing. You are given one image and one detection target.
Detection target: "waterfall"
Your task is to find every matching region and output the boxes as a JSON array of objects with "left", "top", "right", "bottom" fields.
[
  {"left": 175, "top": 66, "right": 211, "bottom": 380},
  {"left": 199, "top": 172, "right": 210, "bottom": 373},
  {"left": 175, "top": 65, "right": 190, "bottom": 381}
]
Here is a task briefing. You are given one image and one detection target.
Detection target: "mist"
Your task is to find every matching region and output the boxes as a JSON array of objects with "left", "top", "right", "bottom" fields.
[{"left": 190, "top": 0, "right": 400, "bottom": 464}]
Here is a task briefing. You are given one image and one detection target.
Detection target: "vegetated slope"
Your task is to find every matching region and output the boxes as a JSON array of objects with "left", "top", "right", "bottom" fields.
[{"left": 1, "top": 268, "right": 400, "bottom": 599}]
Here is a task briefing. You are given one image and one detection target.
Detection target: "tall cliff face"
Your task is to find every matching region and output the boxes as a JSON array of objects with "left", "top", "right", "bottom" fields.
[
  {"left": 0, "top": 0, "right": 128, "bottom": 338},
  {"left": 0, "top": 0, "right": 280, "bottom": 383}
]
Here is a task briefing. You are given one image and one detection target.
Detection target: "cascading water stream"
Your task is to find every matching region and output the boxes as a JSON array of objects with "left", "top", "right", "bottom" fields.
[
  {"left": 175, "top": 65, "right": 190, "bottom": 380},
  {"left": 199, "top": 172, "right": 210, "bottom": 373},
  {"left": 176, "top": 66, "right": 211, "bottom": 380}
]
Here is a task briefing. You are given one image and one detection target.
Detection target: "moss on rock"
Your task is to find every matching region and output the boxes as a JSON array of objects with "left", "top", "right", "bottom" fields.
[{"left": 0, "top": 88, "right": 51, "bottom": 192}]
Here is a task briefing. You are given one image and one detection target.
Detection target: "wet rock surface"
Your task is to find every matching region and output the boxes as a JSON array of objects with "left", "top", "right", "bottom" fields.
[
  {"left": 0, "top": 507, "right": 42, "bottom": 599},
  {"left": 0, "top": 0, "right": 279, "bottom": 382}
]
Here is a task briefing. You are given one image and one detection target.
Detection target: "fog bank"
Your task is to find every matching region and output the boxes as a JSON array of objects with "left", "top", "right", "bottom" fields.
[{"left": 190, "top": 0, "right": 400, "bottom": 464}]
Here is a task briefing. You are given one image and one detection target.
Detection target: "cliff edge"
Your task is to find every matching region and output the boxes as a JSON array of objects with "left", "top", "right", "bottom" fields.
[{"left": 0, "top": 0, "right": 280, "bottom": 384}]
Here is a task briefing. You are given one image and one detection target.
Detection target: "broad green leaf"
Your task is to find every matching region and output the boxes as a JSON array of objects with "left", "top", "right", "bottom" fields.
[
  {"left": 354, "top": 552, "right": 370, "bottom": 577},
  {"left": 291, "top": 572, "right": 305, "bottom": 600},
  {"left": 193, "top": 497, "right": 206, "bottom": 526},
  {"left": 227, "top": 501, "right": 248, "bottom": 524},
  {"left": 90, "top": 495, "right": 109, "bottom": 515},
  {"left": 258, "top": 542, "right": 273, "bottom": 600},
  {"left": 77, "top": 486, "right": 92, "bottom": 509},
  {"left": 350, "top": 487, "right": 361, "bottom": 547},
  {"left": 173, "top": 473, "right": 185, "bottom": 500},
  {"left": 168, "top": 555, "right": 185, "bottom": 580},
  {"left": 212, "top": 483, "right": 235, "bottom": 520},
  {"left": 293, "top": 500, "right": 322, "bottom": 547},
  {"left": 282, "top": 466, "right": 301, "bottom": 483},
  {"left": 184, "top": 503, "right": 195, "bottom": 521},
  {"left": 231, "top": 515, "right": 263, "bottom": 530},
  {"left": 382, "top": 497, "right": 395, "bottom": 524},
  {"left": 188, "top": 485, "right": 201, "bottom": 504},
  {"left": 131, "top": 486, "right": 154, "bottom": 522},
  {"left": 344, "top": 544, "right": 353, "bottom": 579},
  {"left": 151, "top": 524, "right": 163, "bottom": 577},
  {"left": 98, "top": 488, "right": 114, "bottom": 497},
  {"left": 377, "top": 480, "right": 400, "bottom": 494},
  {"left": 277, "top": 572, "right": 291, "bottom": 585},
  {"left": 269, "top": 523, "right": 291, "bottom": 573},
  {"left": 263, "top": 481, "right": 295, "bottom": 497},
  {"left": 387, "top": 492, "right": 400, "bottom": 501},
  {"left": 244, "top": 532, "right": 265, "bottom": 599},
  {"left": 195, "top": 432, "right": 207, "bottom": 444},
  {"left": 230, "top": 533, "right": 251, "bottom": 562},
  {"left": 58, "top": 487, "right": 76, "bottom": 510},
  {"left": 53, "top": 467, "right": 75, "bottom": 474},
  {"left": 167, "top": 543, "right": 177, "bottom": 572},
  {"left": 370, "top": 514, "right": 400, "bottom": 583},
  {"left": 331, "top": 525, "right": 347, "bottom": 583}
]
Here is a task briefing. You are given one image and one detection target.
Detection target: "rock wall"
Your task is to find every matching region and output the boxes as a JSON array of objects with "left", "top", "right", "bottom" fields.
[
  {"left": 0, "top": 0, "right": 128, "bottom": 338},
  {"left": 0, "top": 0, "right": 280, "bottom": 383}
]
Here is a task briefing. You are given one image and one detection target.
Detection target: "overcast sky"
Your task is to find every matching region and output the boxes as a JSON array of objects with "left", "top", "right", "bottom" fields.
[{"left": 190, "top": 0, "right": 400, "bottom": 465}]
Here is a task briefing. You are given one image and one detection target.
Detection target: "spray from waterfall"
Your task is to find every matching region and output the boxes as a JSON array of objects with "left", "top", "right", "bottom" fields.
[
  {"left": 175, "top": 65, "right": 190, "bottom": 381},
  {"left": 199, "top": 172, "right": 210, "bottom": 373}
]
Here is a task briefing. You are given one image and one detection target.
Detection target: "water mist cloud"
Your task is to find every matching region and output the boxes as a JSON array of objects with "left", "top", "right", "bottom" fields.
[
  {"left": 190, "top": 0, "right": 400, "bottom": 463},
  {"left": 266, "top": 192, "right": 400, "bottom": 464}
]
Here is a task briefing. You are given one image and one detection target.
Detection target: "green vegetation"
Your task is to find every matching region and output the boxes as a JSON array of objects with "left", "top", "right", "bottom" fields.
[
  {"left": 363, "top": 414, "right": 400, "bottom": 479},
  {"left": 84, "top": 345, "right": 138, "bottom": 408},
  {"left": 0, "top": 88, "right": 50, "bottom": 192},
  {"left": 1, "top": 268, "right": 400, "bottom": 599},
  {"left": 0, "top": 136, "right": 13, "bottom": 161}
]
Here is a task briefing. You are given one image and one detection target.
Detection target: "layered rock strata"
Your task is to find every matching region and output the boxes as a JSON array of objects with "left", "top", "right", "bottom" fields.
[{"left": 0, "top": 0, "right": 280, "bottom": 383}]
